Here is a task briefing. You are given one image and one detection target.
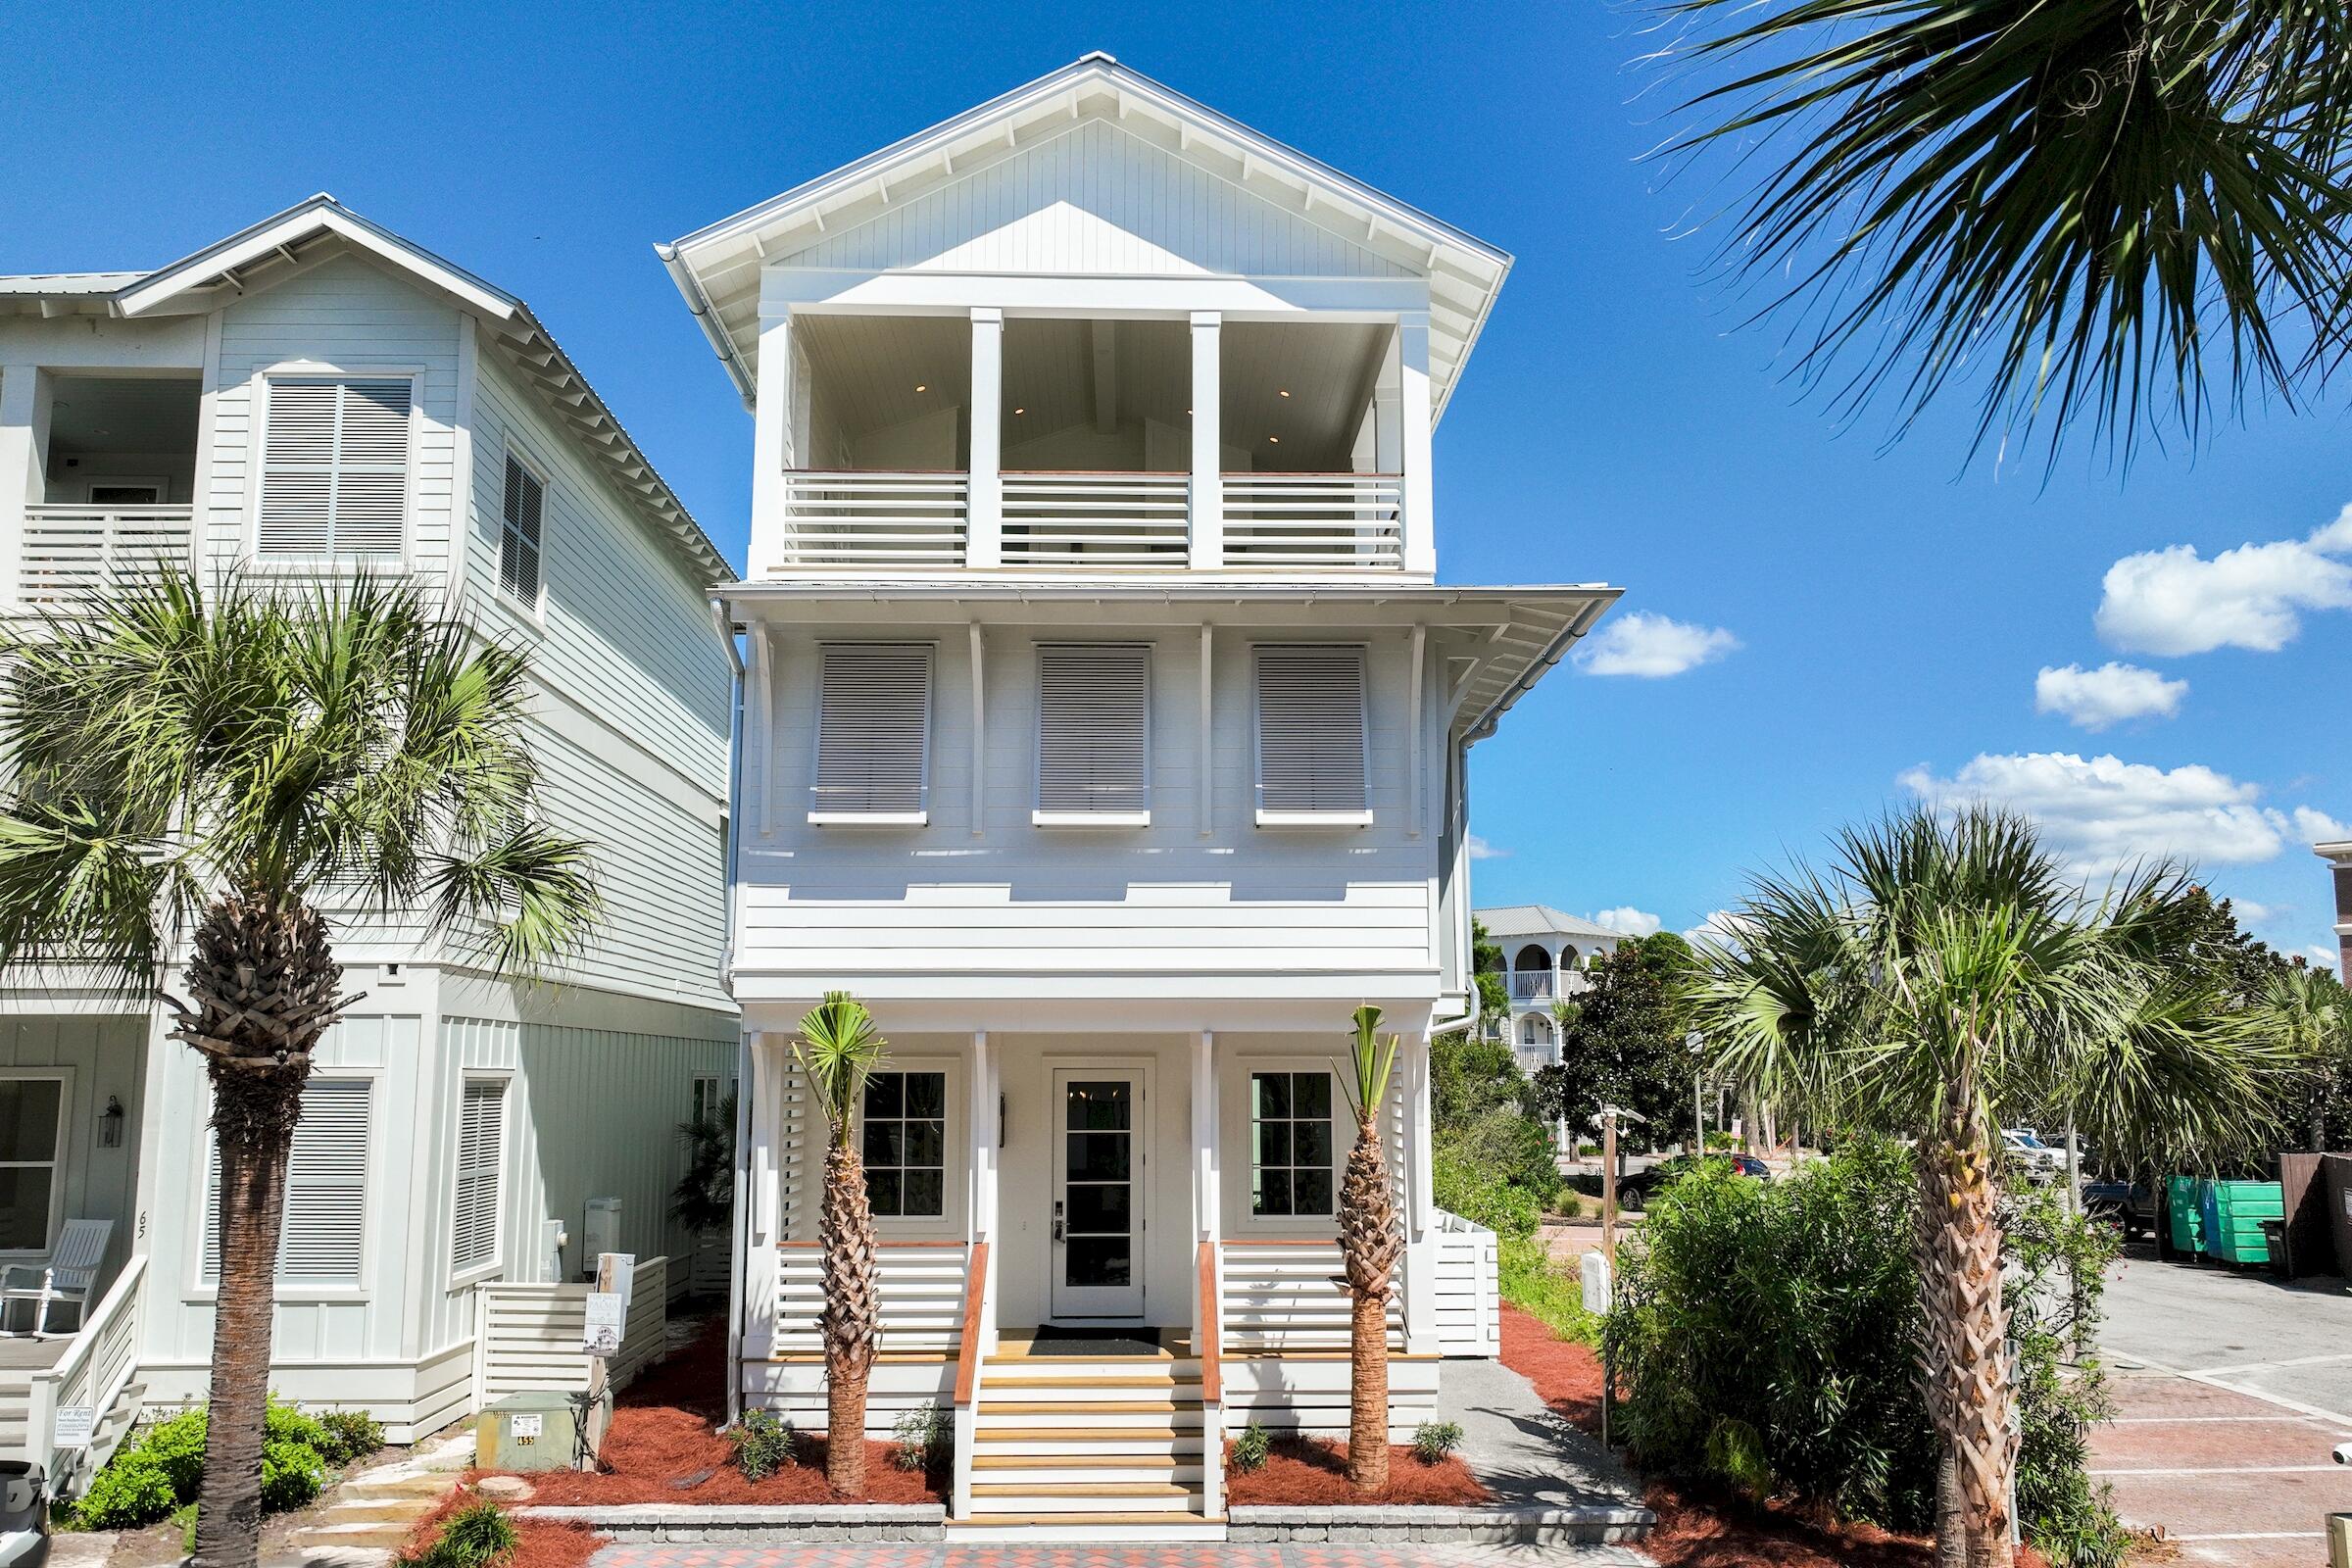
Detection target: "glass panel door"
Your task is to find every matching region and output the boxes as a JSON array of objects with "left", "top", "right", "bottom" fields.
[{"left": 1051, "top": 1069, "right": 1145, "bottom": 1319}]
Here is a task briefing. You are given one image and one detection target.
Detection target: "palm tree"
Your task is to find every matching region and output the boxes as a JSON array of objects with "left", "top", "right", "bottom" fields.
[
  {"left": 0, "top": 570, "right": 599, "bottom": 1568},
  {"left": 1685, "top": 807, "right": 2287, "bottom": 1566},
  {"left": 2261, "top": 962, "right": 2350, "bottom": 1150},
  {"left": 792, "top": 990, "right": 889, "bottom": 1495},
  {"left": 1651, "top": 1, "right": 2352, "bottom": 465},
  {"left": 1337, "top": 1004, "right": 1402, "bottom": 1492}
]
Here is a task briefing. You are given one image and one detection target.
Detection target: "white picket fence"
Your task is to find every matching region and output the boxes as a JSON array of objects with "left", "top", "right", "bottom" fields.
[{"left": 472, "top": 1255, "right": 668, "bottom": 1407}]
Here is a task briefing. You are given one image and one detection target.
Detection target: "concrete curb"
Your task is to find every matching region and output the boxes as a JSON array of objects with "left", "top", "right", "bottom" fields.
[
  {"left": 1225, "top": 1503, "right": 1657, "bottom": 1544},
  {"left": 516, "top": 1503, "right": 946, "bottom": 1544}
]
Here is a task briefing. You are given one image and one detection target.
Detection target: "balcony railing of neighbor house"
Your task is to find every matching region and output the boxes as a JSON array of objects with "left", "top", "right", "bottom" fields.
[
  {"left": 1001, "top": 471, "right": 1189, "bottom": 566},
  {"left": 17, "top": 506, "right": 199, "bottom": 606},
  {"left": 471, "top": 1254, "right": 669, "bottom": 1406},
  {"left": 777, "top": 472, "right": 968, "bottom": 568},
  {"left": 1221, "top": 473, "right": 1403, "bottom": 569},
  {"left": 1510, "top": 972, "right": 1556, "bottom": 1001},
  {"left": 23, "top": 1254, "right": 148, "bottom": 1492}
]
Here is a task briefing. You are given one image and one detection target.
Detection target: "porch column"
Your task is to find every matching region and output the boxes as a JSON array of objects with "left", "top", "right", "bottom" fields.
[
  {"left": 1396, "top": 311, "right": 1435, "bottom": 577},
  {"left": 1192, "top": 1031, "right": 1220, "bottom": 1248},
  {"left": 749, "top": 312, "right": 795, "bottom": 575},
  {"left": 1402, "top": 1032, "right": 1439, "bottom": 1355},
  {"left": 0, "top": 366, "right": 39, "bottom": 606},
  {"left": 742, "top": 1031, "right": 787, "bottom": 1368},
  {"left": 1188, "top": 312, "right": 1223, "bottom": 569},
  {"left": 969, "top": 1030, "right": 999, "bottom": 1353},
  {"left": 967, "top": 308, "right": 1004, "bottom": 567}
]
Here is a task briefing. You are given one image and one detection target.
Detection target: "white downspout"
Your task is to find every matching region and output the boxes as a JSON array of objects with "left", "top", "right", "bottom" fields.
[{"left": 713, "top": 595, "right": 749, "bottom": 1424}]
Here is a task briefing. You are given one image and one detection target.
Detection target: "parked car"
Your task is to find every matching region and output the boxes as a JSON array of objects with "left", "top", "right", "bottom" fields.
[
  {"left": 2082, "top": 1177, "right": 2156, "bottom": 1240},
  {"left": 2002, "top": 1128, "right": 2067, "bottom": 1181},
  {"left": 1616, "top": 1152, "right": 1770, "bottom": 1212}
]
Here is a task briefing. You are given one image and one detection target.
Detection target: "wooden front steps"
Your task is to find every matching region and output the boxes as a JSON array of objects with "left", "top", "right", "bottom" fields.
[{"left": 969, "top": 1345, "right": 1210, "bottom": 1527}]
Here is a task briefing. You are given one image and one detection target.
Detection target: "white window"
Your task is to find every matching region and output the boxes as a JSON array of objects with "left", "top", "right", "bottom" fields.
[
  {"left": 1251, "top": 645, "right": 1370, "bottom": 824},
  {"left": 1250, "top": 1070, "right": 1335, "bottom": 1217},
  {"left": 499, "top": 453, "right": 545, "bottom": 607},
  {"left": 810, "top": 643, "right": 931, "bottom": 822},
  {"left": 0, "top": 1079, "right": 65, "bottom": 1252},
  {"left": 1035, "top": 643, "right": 1150, "bottom": 824},
  {"left": 690, "top": 1074, "right": 729, "bottom": 1128},
  {"left": 257, "top": 378, "right": 412, "bottom": 557},
  {"left": 861, "top": 1070, "right": 947, "bottom": 1218},
  {"left": 205, "top": 1078, "right": 370, "bottom": 1286},
  {"left": 451, "top": 1079, "right": 506, "bottom": 1275}
]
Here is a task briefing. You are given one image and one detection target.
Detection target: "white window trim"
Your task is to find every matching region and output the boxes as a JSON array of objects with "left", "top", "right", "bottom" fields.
[
  {"left": 857, "top": 1055, "right": 962, "bottom": 1241},
  {"left": 0, "top": 1070, "right": 74, "bottom": 1258},
  {"left": 448, "top": 1071, "right": 512, "bottom": 1290},
  {"left": 1230, "top": 1054, "right": 1342, "bottom": 1239},
  {"left": 187, "top": 1071, "right": 378, "bottom": 1303},
  {"left": 494, "top": 441, "right": 551, "bottom": 622},
  {"left": 1032, "top": 641, "right": 1152, "bottom": 828},
  {"left": 807, "top": 641, "right": 934, "bottom": 826},
  {"left": 245, "top": 365, "right": 422, "bottom": 569},
  {"left": 1250, "top": 642, "right": 1373, "bottom": 829}
]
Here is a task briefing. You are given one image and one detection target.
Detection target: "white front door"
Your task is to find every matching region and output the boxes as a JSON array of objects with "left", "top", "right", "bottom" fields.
[{"left": 1050, "top": 1068, "right": 1146, "bottom": 1320}]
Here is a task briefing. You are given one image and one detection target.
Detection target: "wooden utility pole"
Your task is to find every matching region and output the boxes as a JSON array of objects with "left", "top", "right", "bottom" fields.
[{"left": 1600, "top": 1111, "right": 1619, "bottom": 1266}]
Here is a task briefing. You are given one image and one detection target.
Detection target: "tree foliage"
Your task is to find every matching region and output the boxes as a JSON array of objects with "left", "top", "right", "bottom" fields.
[{"left": 1539, "top": 933, "right": 1698, "bottom": 1150}]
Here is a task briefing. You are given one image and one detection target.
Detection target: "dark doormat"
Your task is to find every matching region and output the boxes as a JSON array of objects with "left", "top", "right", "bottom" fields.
[{"left": 1029, "top": 1324, "right": 1165, "bottom": 1356}]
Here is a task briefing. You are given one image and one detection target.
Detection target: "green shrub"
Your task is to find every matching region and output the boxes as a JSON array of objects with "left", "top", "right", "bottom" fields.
[
  {"left": 1433, "top": 1150, "right": 1542, "bottom": 1240},
  {"left": 1410, "top": 1420, "right": 1463, "bottom": 1464},
  {"left": 139, "top": 1407, "right": 210, "bottom": 1501},
  {"left": 74, "top": 1396, "right": 344, "bottom": 1529},
  {"left": 316, "top": 1409, "right": 385, "bottom": 1468},
  {"left": 261, "top": 1440, "right": 325, "bottom": 1513},
  {"left": 174, "top": 1503, "right": 198, "bottom": 1556},
  {"left": 1230, "top": 1421, "right": 1270, "bottom": 1473},
  {"left": 72, "top": 1450, "right": 176, "bottom": 1530},
  {"left": 407, "top": 1499, "right": 519, "bottom": 1568},
  {"left": 890, "top": 1406, "right": 951, "bottom": 1473},
  {"left": 724, "top": 1409, "right": 799, "bottom": 1481},
  {"left": 1497, "top": 1236, "right": 1600, "bottom": 1345}
]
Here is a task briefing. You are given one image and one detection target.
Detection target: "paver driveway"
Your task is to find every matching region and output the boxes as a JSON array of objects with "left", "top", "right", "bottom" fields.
[{"left": 589, "top": 1544, "right": 1653, "bottom": 1568}]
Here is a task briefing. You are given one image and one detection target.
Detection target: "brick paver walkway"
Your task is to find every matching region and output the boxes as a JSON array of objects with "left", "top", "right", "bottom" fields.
[{"left": 592, "top": 1544, "right": 1652, "bottom": 1568}]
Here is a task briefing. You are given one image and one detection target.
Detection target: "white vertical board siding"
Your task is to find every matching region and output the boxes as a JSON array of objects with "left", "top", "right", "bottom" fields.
[
  {"left": 736, "top": 622, "right": 1437, "bottom": 981},
  {"left": 778, "top": 119, "right": 1413, "bottom": 280},
  {"left": 0, "top": 1015, "right": 147, "bottom": 1299},
  {"left": 1430, "top": 1210, "right": 1499, "bottom": 1356},
  {"left": 202, "top": 256, "right": 462, "bottom": 576}
]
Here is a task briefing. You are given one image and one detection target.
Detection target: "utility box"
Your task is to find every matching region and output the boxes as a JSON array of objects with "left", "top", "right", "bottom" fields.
[
  {"left": 581, "top": 1199, "right": 621, "bottom": 1278},
  {"left": 476, "top": 1391, "right": 600, "bottom": 1472}
]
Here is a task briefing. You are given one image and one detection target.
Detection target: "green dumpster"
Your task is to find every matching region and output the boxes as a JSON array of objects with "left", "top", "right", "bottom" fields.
[
  {"left": 2166, "top": 1175, "right": 2205, "bottom": 1255},
  {"left": 2201, "top": 1180, "right": 2284, "bottom": 1265}
]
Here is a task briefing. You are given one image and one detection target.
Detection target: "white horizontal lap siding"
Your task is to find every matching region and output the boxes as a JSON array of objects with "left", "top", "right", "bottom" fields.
[
  {"left": 777, "top": 119, "right": 1413, "bottom": 279},
  {"left": 205, "top": 256, "right": 460, "bottom": 573}
]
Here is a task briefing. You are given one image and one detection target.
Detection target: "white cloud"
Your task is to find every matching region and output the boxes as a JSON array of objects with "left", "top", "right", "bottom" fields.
[
  {"left": 2095, "top": 507, "right": 2352, "bottom": 655},
  {"left": 1586, "top": 906, "right": 1663, "bottom": 938},
  {"left": 2226, "top": 897, "right": 2276, "bottom": 923},
  {"left": 2295, "top": 807, "right": 2352, "bottom": 845},
  {"left": 2034, "top": 662, "right": 2186, "bottom": 730},
  {"left": 2305, "top": 944, "right": 2342, "bottom": 973},
  {"left": 1897, "top": 752, "right": 2291, "bottom": 873},
  {"left": 1684, "top": 909, "right": 1747, "bottom": 946},
  {"left": 1465, "top": 834, "right": 1508, "bottom": 860},
  {"left": 1574, "top": 612, "right": 1740, "bottom": 678}
]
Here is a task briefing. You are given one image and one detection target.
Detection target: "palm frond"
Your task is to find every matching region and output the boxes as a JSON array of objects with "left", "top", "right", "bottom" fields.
[{"left": 795, "top": 991, "right": 889, "bottom": 1138}]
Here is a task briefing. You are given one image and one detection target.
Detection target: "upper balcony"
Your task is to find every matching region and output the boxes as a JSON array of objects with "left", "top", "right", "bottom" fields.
[
  {"left": 4, "top": 372, "right": 201, "bottom": 609},
  {"left": 749, "top": 312, "right": 1431, "bottom": 580}
]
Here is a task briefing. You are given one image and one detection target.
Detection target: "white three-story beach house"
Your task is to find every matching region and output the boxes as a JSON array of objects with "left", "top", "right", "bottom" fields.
[
  {"left": 668, "top": 57, "right": 1618, "bottom": 1535},
  {"left": 0, "top": 198, "right": 738, "bottom": 1462}
]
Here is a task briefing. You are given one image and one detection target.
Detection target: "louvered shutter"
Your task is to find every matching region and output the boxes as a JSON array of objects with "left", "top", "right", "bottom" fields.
[
  {"left": 451, "top": 1080, "right": 505, "bottom": 1274},
  {"left": 500, "top": 457, "right": 543, "bottom": 604},
  {"left": 203, "top": 1079, "right": 371, "bottom": 1285},
  {"left": 258, "top": 378, "right": 411, "bottom": 556},
  {"left": 812, "top": 643, "right": 931, "bottom": 815},
  {"left": 1036, "top": 644, "right": 1149, "bottom": 816},
  {"left": 1252, "top": 645, "right": 1370, "bottom": 815}
]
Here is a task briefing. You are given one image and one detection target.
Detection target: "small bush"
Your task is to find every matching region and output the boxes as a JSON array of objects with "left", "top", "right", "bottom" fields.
[
  {"left": 1497, "top": 1236, "right": 1600, "bottom": 1345},
  {"left": 261, "top": 1440, "right": 325, "bottom": 1513},
  {"left": 407, "top": 1499, "right": 520, "bottom": 1568},
  {"left": 724, "top": 1409, "right": 799, "bottom": 1482},
  {"left": 890, "top": 1405, "right": 952, "bottom": 1473},
  {"left": 1553, "top": 1193, "right": 1584, "bottom": 1220},
  {"left": 72, "top": 1451, "right": 176, "bottom": 1530},
  {"left": 316, "top": 1409, "right": 385, "bottom": 1468},
  {"left": 139, "top": 1407, "right": 210, "bottom": 1501},
  {"left": 75, "top": 1397, "right": 337, "bottom": 1529},
  {"left": 1230, "top": 1421, "right": 1271, "bottom": 1473},
  {"left": 1410, "top": 1420, "right": 1463, "bottom": 1464},
  {"left": 174, "top": 1503, "right": 198, "bottom": 1556},
  {"left": 1433, "top": 1150, "right": 1542, "bottom": 1240}
]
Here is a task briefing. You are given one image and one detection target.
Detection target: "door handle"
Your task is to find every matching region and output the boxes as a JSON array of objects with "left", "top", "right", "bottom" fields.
[{"left": 1052, "top": 1200, "right": 1065, "bottom": 1243}]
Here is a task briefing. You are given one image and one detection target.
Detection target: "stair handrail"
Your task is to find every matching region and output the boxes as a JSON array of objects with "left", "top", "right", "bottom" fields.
[
  {"left": 950, "top": 1240, "right": 988, "bottom": 1521},
  {"left": 26, "top": 1252, "right": 147, "bottom": 1488},
  {"left": 1197, "top": 1239, "right": 1224, "bottom": 1517}
]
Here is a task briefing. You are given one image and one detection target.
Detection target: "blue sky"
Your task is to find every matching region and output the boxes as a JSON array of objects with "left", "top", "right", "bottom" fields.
[{"left": 9, "top": 3, "right": 2347, "bottom": 964}]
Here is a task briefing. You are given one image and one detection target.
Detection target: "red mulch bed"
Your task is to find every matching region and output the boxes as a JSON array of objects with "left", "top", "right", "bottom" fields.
[
  {"left": 403, "top": 1490, "right": 606, "bottom": 1568},
  {"left": 1497, "top": 1304, "right": 2048, "bottom": 1568},
  {"left": 476, "top": 1318, "right": 945, "bottom": 1506},
  {"left": 1223, "top": 1436, "right": 1489, "bottom": 1506}
]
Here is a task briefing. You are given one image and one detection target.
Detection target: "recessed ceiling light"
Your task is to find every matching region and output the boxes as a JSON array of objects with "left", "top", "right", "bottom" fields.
[
  {"left": 914, "top": 383, "right": 927, "bottom": 393},
  {"left": 1014, "top": 407, "right": 1026, "bottom": 416},
  {"left": 1268, "top": 435, "right": 1281, "bottom": 443},
  {"left": 1278, "top": 389, "right": 1291, "bottom": 398}
]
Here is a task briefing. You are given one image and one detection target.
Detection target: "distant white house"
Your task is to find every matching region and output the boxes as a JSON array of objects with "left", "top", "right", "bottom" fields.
[
  {"left": 0, "top": 197, "right": 738, "bottom": 1460},
  {"left": 2316, "top": 838, "right": 2352, "bottom": 975},
  {"left": 1473, "top": 905, "right": 1630, "bottom": 1074}
]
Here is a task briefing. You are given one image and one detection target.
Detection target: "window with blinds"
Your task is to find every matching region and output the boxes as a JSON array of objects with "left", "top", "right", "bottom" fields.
[
  {"left": 810, "top": 643, "right": 932, "bottom": 820},
  {"left": 1035, "top": 643, "right": 1150, "bottom": 821},
  {"left": 451, "top": 1079, "right": 506, "bottom": 1275},
  {"left": 204, "top": 1078, "right": 371, "bottom": 1286},
  {"left": 1251, "top": 644, "right": 1371, "bottom": 820},
  {"left": 257, "top": 378, "right": 413, "bottom": 557},
  {"left": 499, "top": 454, "right": 544, "bottom": 606}
]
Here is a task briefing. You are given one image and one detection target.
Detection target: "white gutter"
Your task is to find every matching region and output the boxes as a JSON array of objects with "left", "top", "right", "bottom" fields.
[
  {"left": 1460, "top": 592, "right": 1615, "bottom": 744},
  {"left": 657, "top": 243, "right": 757, "bottom": 409}
]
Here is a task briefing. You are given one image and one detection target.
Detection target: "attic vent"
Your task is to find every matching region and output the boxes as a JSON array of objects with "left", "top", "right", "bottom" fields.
[
  {"left": 258, "top": 377, "right": 412, "bottom": 557},
  {"left": 811, "top": 643, "right": 932, "bottom": 820},
  {"left": 1036, "top": 643, "right": 1150, "bottom": 821},
  {"left": 1252, "top": 644, "right": 1370, "bottom": 821}
]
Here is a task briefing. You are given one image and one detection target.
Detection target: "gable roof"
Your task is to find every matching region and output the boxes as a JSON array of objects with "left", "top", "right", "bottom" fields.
[
  {"left": 1475, "top": 905, "right": 1631, "bottom": 943},
  {"left": 660, "top": 54, "right": 1512, "bottom": 418},
  {"left": 1, "top": 196, "right": 727, "bottom": 585}
]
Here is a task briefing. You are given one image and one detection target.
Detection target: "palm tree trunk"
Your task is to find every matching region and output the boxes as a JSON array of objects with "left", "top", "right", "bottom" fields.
[
  {"left": 1340, "top": 1110, "right": 1398, "bottom": 1493},
  {"left": 1348, "top": 1290, "right": 1389, "bottom": 1485},
  {"left": 818, "top": 1138, "right": 878, "bottom": 1495},
  {"left": 1915, "top": 1100, "right": 2014, "bottom": 1568}
]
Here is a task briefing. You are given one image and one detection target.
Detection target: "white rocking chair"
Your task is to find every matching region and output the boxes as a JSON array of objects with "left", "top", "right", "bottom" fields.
[{"left": 0, "top": 1219, "right": 113, "bottom": 1338}]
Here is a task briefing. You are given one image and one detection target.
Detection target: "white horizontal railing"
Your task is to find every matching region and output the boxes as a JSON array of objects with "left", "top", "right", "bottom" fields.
[
  {"left": 26, "top": 1254, "right": 147, "bottom": 1492},
  {"left": 472, "top": 1254, "right": 669, "bottom": 1404},
  {"left": 18, "top": 506, "right": 198, "bottom": 606},
  {"left": 1221, "top": 473, "right": 1403, "bottom": 569},
  {"left": 779, "top": 471, "right": 967, "bottom": 568},
  {"left": 1001, "top": 471, "right": 1188, "bottom": 566},
  {"left": 1510, "top": 972, "right": 1556, "bottom": 1001},
  {"left": 1218, "top": 1240, "right": 1403, "bottom": 1352},
  {"left": 774, "top": 1241, "right": 970, "bottom": 1354}
]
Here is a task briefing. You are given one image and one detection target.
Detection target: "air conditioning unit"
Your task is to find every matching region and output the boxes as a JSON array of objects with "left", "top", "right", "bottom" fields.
[{"left": 581, "top": 1198, "right": 621, "bottom": 1279}]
